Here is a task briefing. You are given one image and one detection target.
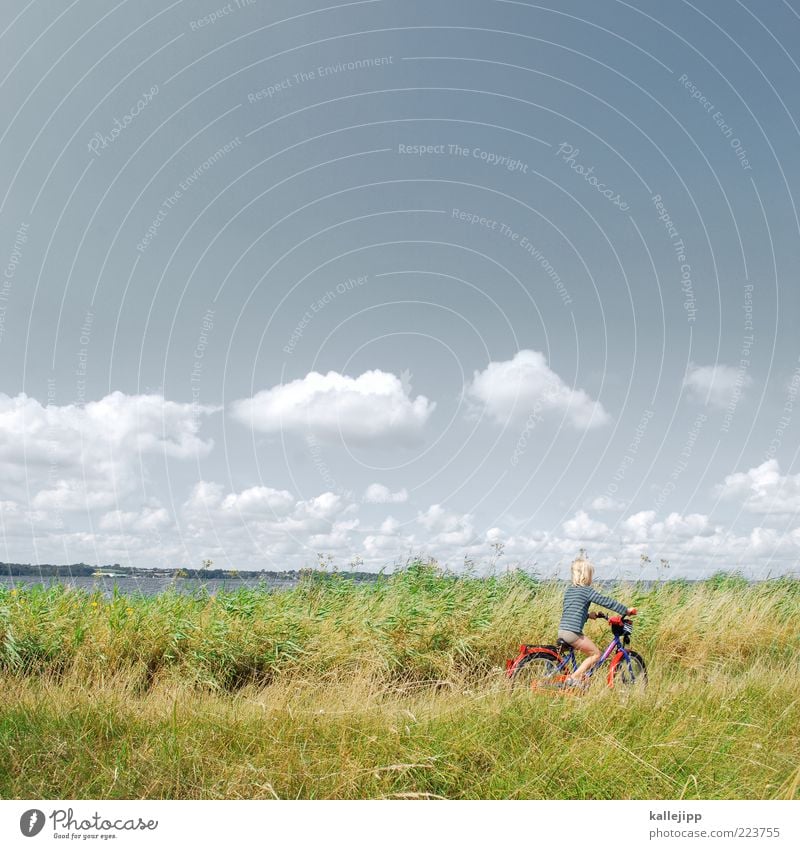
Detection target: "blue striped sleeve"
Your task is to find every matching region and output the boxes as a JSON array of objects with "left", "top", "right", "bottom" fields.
[{"left": 588, "top": 588, "right": 628, "bottom": 615}]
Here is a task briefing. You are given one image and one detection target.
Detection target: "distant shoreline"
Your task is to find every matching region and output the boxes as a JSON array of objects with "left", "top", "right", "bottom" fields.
[
  {"left": 1, "top": 561, "right": 792, "bottom": 585},
  {"left": 0, "top": 562, "right": 380, "bottom": 582}
]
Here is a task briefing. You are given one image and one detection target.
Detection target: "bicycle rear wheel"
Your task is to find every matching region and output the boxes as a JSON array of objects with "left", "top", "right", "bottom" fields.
[
  {"left": 611, "top": 650, "right": 647, "bottom": 689},
  {"left": 510, "top": 650, "right": 562, "bottom": 691}
]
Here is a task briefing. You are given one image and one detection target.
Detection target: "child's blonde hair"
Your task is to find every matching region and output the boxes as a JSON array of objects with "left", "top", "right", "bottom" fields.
[{"left": 571, "top": 555, "right": 594, "bottom": 586}]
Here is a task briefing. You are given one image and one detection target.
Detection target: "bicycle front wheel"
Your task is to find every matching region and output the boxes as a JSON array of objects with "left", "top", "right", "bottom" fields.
[
  {"left": 611, "top": 650, "right": 647, "bottom": 689},
  {"left": 510, "top": 650, "right": 562, "bottom": 691}
]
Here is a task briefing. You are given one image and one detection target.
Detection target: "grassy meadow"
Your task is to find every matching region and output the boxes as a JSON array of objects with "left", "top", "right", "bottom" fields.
[{"left": 0, "top": 564, "right": 798, "bottom": 799}]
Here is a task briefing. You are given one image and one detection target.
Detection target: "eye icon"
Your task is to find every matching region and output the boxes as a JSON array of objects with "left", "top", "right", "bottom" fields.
[{"left": 20, "top": 809, "right": 46, "bottom": 837}]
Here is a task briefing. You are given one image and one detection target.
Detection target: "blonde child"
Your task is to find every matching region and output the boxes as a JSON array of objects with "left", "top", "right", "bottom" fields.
[{"left": 558, "top": 554, "right": 636, "bottom": 684}]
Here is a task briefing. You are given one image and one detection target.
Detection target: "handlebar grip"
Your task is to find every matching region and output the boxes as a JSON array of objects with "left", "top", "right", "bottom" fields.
[{"left": 595, "top": 611, "right": 607, "bottom": 619}]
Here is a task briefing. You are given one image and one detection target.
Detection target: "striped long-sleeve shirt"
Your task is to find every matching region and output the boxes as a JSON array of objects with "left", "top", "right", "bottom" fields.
[{"left": 559, "top": 585, "right": 628, "bottom": 635}]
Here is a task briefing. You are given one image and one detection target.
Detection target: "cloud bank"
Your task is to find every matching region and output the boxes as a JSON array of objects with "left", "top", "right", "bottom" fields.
[
  {"left": 230, "top": 369, "right": 435, "bottom": 443},
  {"left": 467, "top": 350, "right": 610, "bottom": 429}
]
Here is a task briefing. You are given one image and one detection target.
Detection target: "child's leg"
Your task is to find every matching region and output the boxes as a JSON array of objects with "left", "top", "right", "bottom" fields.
[{"left": 571, "top": 635, "right": 601, "bottom": 679}]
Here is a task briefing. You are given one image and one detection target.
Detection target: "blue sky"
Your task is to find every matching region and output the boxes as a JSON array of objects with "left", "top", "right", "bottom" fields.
[{"left": 1, "top": 0, "right": 800, "bottom": 578}]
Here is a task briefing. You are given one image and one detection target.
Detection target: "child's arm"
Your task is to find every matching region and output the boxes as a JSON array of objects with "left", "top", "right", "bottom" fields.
[{"left": 588, "top": 588, "right": 629, "bottom": 616}]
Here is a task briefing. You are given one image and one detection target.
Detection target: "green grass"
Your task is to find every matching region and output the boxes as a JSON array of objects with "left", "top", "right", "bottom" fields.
[{"left": 1, "top": 564, "right": 798, "bottom": 799}]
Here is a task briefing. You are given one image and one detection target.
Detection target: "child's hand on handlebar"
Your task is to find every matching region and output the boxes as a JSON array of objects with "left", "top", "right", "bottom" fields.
[
  {"left": 588, "top": 611, "right": 598, "bottom": 620},
  {"left": 627, "top": 607, "right": 638, "bottom": 616}
]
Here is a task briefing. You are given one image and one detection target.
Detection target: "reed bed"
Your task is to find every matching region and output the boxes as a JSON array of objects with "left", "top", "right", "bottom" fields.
[{"left": 1, "top": 564, "right": 798, "bottom": 799}]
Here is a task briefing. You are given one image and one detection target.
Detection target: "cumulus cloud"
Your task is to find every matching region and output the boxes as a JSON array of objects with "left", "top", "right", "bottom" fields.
[
  {"left": 590, "top": 495, "right": 627, "bottom": 511},
  {"left": 656, "top": 512, "right": 712, "bottom": 537},
  {"left": 466, "top": 350, "right": 610, "bottom": 429},
  {"left": 0, "top": 386, "right": 795, "bottom": 577},
  {"left": 562, "top": 510, "right": 610, "bottom": 540},
  {"left": 561, "top": 508, "right": 714, "bottom": 548},
  {"left": 0, "top": 391, "right": 216, "bottom": 512},
  {"left": 380, "top": 517, "right": 401, "bottom": 535},
  {"left": 623, "top": 511, "right": 714, "bottom": 541},
  {"left": 0, "top": 392, "right": 215, "bottom": 465},
  {"left": 33, "top": 481, "right": 119, "bottom": 512},
  {"left": 363, "top": 483, "right": 409, "bottom": 503},
  {"left": 221, "top": 486, "right": 295, "bottom": 517},
  {"left": 417, "top": 504, "right": 476, "bottom": 546},
  {"left": 181, "top": 482, "right": 355, "bottom": 539},
  {"left": 292, "top": 492, "right": 354, "bottom": 527},
  {"left": 99, "top": 507, "right": 172, "bottom": 533},
  {"left": 0, "top": 390, "right": 219, "bottom": 567},
  {"left": 363, "top": 516, "right": 410, "bottom": 556},
  {"left": 621, "top": 510, "right": 657, "bottom": 542},
  {"left": 230, "top": 369, "right": 435, "bottom": 443},
  {"left": 684, "top": 362, "right": 752, "bottom": 408},
  {"left": 166, "top": 481, "right": 366, "bottom": 569},
  {"left": 187, "top": 494, "right": 796, "bottom": 573},
  {"left": 9, "top": 466, "right": 798, "bottom": 575},
  {"left": 715, "top": 460, "right": 800, "bottom": 514},
  {"left": 184, "top": 480, "right": 225, "bottom": 512}
]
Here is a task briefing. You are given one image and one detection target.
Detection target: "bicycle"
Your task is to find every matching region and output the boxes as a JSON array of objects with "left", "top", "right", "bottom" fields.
[{"left": 505, "top": 611, "right": 647, "bottom": 692}]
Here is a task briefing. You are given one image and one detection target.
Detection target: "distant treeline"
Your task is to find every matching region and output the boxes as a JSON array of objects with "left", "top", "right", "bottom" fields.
[{"left": 0, "top": 562, "right": 380, "bottom": 582}]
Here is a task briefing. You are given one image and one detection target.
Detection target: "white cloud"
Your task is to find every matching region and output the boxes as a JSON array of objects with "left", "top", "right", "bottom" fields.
[
  {"left": 292, "top": 492, "right": 353, "bottom": 526},
  {"left": 364, "top": 538, "right": 403, "bottom": 556},
  {"left": 308, "top": 516, "right": 361, "bottom": 551},
  {"left": 562, "top": 510, "right": 610, "bottom": 540},
  {"left": 0, "top": 391, "right": 214, "bottom": 475},
  {"left": 99, "top": 507, "right": 172, "bottom": 533},
  {"left": 7, "top": 468, "right": 799, "bottom": 576},
  {"left": 221, "top": 486, "right": 295, "bottom": 517},
  {"left": 184, "top": 480, "right": 225, "bottom": 512},
  {"left": 417, "top": 504, "right": 476, "bottom": 546},
  {"left": 621, "top": 510, "right": 657, "bottom": 542},
  {"left": 590, "top": 495, "right": 627, "bottom": 511},
  {"left": 418, "top": 504, "right": 463, "bottom": 533},
  {"left": 363, "top": 483, "right": 408, "bottom": 503},
  {"left": 561, "top": 508, "right": 714, "bottom": 549},
  {"left": 0, "top": 386, "right": 796, "bottom": 577},
  {"left": 619, "top": 511, "right": 714, "bottom": 543},
  {"left": 466, "top": 350, "right": 610, "bottom": 429},
  {"left": 181, "top": 483, "right": 356, "bottom": 543},
  {"left": 715, "top": 459, "right": 800, "bottom": 514},
  {"left": 363, "top": 517, "right": 410, "bottom": 556},
  {"left": 33, "top": 481, "right": 119, "bottom": 512},
  {"left": 0, "top": 392, "right": 215, "bottom": 463},
  {"left": 380, "top": 517, "right": 401, "bottom": 535},
  {"left": 230, "top": 369, "right": 435, "bottom": 443},
  {"left": 655, "top": 512, "right": 712, "bottom": 538},
  {"left": 162, "top": 481, "right": 363, "bottom": 570},
  {"left": 163, "top": 483, "right": 794, "bottom": 576},
  {"left": 684, "top": 363, "right": 752, "bottom": 408},
  {"left": 0, "top": 391, "right": 216, "bottom": 518}
]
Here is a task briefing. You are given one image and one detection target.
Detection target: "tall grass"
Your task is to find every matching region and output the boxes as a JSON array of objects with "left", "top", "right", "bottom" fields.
[{"left": 1, "top": 564, "right": 798, "bottom": 799}]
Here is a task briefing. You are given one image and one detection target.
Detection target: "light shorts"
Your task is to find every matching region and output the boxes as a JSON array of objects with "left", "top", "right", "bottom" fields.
[{"left": 557, "top": 629, "right": 583, "bottom": 646}]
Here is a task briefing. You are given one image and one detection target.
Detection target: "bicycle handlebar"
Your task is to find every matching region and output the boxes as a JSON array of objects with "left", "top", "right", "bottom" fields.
[{"left": 593, "top": 609, "right": 637, "bottom": 620}]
